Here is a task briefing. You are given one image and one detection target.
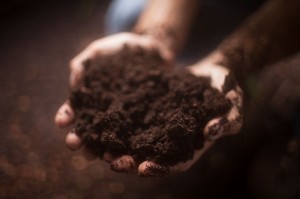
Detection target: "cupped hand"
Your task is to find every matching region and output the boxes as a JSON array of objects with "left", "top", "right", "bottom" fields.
[
  {"left": 107, "top": 52, "right": 243, "bottom": 177},
  {"left": 54, "top": 32, "right": 175, "bottom": 173},
  {"left": 188, "top": 52, "right": 243, "bottom": 141},
  {"left": 55, "top": 32, "right": 173, "bottom": 128}
]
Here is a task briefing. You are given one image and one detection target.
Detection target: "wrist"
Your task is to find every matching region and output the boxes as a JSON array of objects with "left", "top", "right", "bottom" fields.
[
  {"left": 133, "top": 25, "right": 177, "bottom": 56},
  {"left": 132, "top": 0, "right": 199, "bottom": 56},
  {"left": 198, "top": 50, "right": 227, "bottom": 67}
]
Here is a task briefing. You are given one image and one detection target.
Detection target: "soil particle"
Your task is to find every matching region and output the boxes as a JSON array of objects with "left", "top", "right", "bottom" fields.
[{"left": 70, "top": 48, "right": 231, "bottom": 166}]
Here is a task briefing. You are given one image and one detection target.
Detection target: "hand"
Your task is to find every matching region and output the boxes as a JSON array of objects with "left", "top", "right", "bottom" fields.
[
  {"left": 106, "top": 52, "right": 243, "bottom": 177},
  {"left": 54, "top": 32, "right": 175, "bottom": 173},
  {"left": 188, "top": 51, "right": 243, "bottom": 141},
  {"left": 55, "top": 32, "right": 173, "bottom": 128},
  {"left": 131, "top": 51, "right": 244, "bottom": 176}
]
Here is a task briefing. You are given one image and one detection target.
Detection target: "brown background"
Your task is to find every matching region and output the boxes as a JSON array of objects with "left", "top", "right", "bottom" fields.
[{"left": 1, "top": 0, "right": 300, "bottom": 199}]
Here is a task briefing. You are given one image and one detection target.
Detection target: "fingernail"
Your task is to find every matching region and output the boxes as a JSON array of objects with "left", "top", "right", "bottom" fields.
[
  {"left": 206, "top": 123, "right": 224, "bottom": 141},
  {"left": 138, "top": 161, "right": 168, "bottom": 177},
  {"left": 111, "top": 155, "right": 136, "bottom": 173},
  {"left": 55, "top": 103, "right": 74, "bottom": 128},
  {"left": 66, "top": 131, "right": 82, "bottom": 151}
]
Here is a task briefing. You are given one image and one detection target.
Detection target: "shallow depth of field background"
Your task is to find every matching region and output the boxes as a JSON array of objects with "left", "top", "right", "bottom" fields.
[{"left": 1, "top": 0, "right": 300, "bottom": 199}]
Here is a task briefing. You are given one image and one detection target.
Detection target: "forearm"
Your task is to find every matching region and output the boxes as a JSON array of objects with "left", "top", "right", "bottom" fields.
[
  {"left": 134, "top": 0, "right": 200, "bottom": 54},
  {"left": 215, "top": 0, "right": 300, "bottom": 78}
]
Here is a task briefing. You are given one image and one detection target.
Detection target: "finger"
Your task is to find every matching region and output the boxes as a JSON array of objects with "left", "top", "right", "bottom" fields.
[
  {"left": 138, "top": 161, "right": 169, "bottom": 177},
  {"left": 203, "top": 111, "right": 242, "bottom": 141},
  {"left": 69, "top": 33, "right": 130, "bottom": 89},
  {"left": 204, "top": 117, "right": 226, "bottom": 141},
  {"left": 204, "top": 89, "right": 243, "bottom": 141},
  {"left": 225, "top": 89, "right": 243, "bottom": 135},
  {"left": 110, "top": 155, "right": 137, "bottom": 173},
  {"left": 204, "top": 112, "right": 242, "bottom": 141},
  {"left": 225, "top": 88, "right": 243, "bottom": 112},
  {"left": 55, "top": 101, "right": 75, "bottom": 128},
  {"left": 225, "top": 107, "right": 243, "bottom": 136},
  {"left": 69, "top": 39, "right": 104, "bottom": 90},
  {"left": 187, "top": 63, "right": 229, "bottom": 92},
  {"left": 69, "top": 56, "right": 88, "bottom": 89},
  {"left": 65, "top": 130, "right": 83, "bottom": 151}
]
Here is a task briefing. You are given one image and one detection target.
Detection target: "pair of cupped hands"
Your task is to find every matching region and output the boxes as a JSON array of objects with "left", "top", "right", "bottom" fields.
[{"left": 55, "top": 32, "right": 243, "bottom": 177}]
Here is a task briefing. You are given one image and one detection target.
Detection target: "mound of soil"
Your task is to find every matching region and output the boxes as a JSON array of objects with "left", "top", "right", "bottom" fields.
[{"left": 70, "top": 48, "right": 231, "bottom": 166}]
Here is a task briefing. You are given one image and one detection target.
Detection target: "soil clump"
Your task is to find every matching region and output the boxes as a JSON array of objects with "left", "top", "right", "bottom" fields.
[{"left": 70, "top": 48, "right": 230, "bottom": 166}]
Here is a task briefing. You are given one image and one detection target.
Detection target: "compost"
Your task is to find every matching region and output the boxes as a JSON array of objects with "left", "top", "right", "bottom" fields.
[{"left": 70, "top": 48, "right": 231, "bottom": 166}]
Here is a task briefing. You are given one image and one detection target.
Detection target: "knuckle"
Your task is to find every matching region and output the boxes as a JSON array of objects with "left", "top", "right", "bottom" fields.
[
  {"left": 69, "top": 57, "right": 84, "bottom": 73},
  {"left": 110, "top": 155, "right": 136, "bottom": 173},
  {"left": 226, "top": 90, "right": 243, "bottom": 108},
  {"left": 89, "top": 40, "right": 101, "bottom": 49},
  {"left": 69, "top": 58, "right": 77, "bottom": 70},
  {"left": 226, "top": 105, "right": 241, "bottom": 125},
  {"left": 138, "top": 161, "right": 168, "bottom": 177},
  {"left": 116, "top": 32, "right": 134, "bottom": 44},
  {"left": 205, "top": 113, "right": 243, "bottom": 139},
  {"left": 228, "top": 116, "right": 243, "bottom": 135},
  {"left": 204, "top": 118, "right": 225, "bottom": 141}
]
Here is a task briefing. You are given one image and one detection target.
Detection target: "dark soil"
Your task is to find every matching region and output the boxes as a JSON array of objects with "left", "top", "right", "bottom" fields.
[{"left": 70, "top": 48, "right": 231, "bottom": 166}]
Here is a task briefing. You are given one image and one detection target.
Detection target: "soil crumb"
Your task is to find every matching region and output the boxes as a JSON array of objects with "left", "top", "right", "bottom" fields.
[{"left": 70, "top": 48, "right": 230, "bottom": 166}]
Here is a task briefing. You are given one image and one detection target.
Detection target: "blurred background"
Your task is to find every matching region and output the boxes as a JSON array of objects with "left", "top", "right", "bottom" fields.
[{"left": 1, "top": 0, "right": 300, "bottom": 198}]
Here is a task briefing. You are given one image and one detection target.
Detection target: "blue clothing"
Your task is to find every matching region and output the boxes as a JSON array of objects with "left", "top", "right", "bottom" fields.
[{"left": 105, "top": 0, "right": 147, "bottom": 35}]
